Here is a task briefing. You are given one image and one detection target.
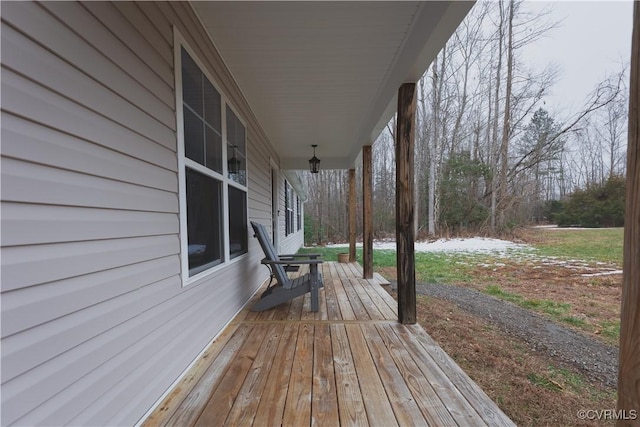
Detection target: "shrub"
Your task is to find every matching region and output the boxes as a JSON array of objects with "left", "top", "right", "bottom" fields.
[{"left": 552, "top": 176, "right": 625, "bottom": 227}]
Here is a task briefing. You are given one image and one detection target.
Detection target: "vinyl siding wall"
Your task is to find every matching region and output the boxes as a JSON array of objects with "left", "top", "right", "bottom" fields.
[
  {"left": 0, "top": 2, "right": 295, "bottom": 425},
  {"left": 279, "top": 219, "right": 305, "bottom": 255}
]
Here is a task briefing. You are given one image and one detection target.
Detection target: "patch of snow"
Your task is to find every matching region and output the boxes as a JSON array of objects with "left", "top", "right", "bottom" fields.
[
  {"left": 544, "top": 226, "right": 621, "bottom": 231},
  {"left": 327, "top": 237, "right": 531, "bottom": 254},
  {"left": 581, "top": 270, "right": 623, "bottom": 277}
]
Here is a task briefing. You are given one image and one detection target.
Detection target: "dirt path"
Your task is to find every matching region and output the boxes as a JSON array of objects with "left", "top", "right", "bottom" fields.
[{"left": 390, "top": 280, "right": 619, "bottom": 388}]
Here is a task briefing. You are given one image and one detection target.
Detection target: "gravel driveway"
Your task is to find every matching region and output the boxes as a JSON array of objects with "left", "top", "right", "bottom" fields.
[{"left": 390, "top": 280, "right": 619, "bottom": 388}]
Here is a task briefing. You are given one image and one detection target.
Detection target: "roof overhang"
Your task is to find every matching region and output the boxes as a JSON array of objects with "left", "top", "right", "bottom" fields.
[{"left": 192, "top": 1, "right": 474, "bottom": 170}]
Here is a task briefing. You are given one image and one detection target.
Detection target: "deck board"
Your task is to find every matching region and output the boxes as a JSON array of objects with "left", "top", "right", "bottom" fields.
[
  {"left": 312, "top": 323, "right": 339, "bottom": 426},
  {"left": 376, "top": 323, "right": 459, "bottom": 426},
  {"left": 361, "top": 323, "right": 426, "bottom": 426},
  {"left": 330, "top": 323, "right": 369, "bottom": 426},
  {"left": 224, "top": 323, "right": 282, "bottom": 426},
  {"left": 143, "top": 262, "right": 515, "bottom": 427},
  {"left": 345, "top": 323, "right": 399, "bottom": 427},
  {"left": 282, "top": 323, "right": 313, "bottom": 426},
  {"left": 252, "top": 324, "right": 297, "bottom": 426},
  {"left": 342, "top": 279, "right": 372, "bottom": 320},
  {"left": 194, "top": 324, "right": 270, "bottom": 427}
]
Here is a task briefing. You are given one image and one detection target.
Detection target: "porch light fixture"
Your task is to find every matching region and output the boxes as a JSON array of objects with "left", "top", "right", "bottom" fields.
[
  {"left": 308, "top": 144, "right": 320, "bottom": 174},
  {"left": 228, "top": 145, "right": 241, "bottom": 174}
]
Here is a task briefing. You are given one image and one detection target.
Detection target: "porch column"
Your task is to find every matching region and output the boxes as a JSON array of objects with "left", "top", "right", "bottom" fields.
[
  {"left": 348, "top": 168, "right": 357, "bottom": 262},
  {"left": 618, "top": 2, "right": 639, "bottom": 422},
  {"left": 396, "top": 83, "right": 417, "bottom": 324},
  {"left": 362, "top": 145, "right": 373, "bottom": 279}
]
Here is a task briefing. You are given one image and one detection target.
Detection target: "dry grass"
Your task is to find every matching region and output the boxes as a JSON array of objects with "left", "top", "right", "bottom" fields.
[{"left": 471, "top": 261, "right": 622, "bottom": 345}]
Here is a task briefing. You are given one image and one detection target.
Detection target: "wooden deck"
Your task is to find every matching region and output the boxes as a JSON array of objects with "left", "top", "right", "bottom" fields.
[{"left": 143, "top": 262, "right": 515, "bottom": 427}]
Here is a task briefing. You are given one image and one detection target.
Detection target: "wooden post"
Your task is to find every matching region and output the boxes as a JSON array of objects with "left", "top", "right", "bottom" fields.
[
  {"left": 362, "top": 146, "right": 373, "bottom": 279},
  {"left": 396, "top": 83, "right": 417, "bottom": 325},
  {"left": 618, "top": 3, "right": 639, "bottom": 424},
  {"left": 348, "top": 168, "right": 357, "bottom": 262}
]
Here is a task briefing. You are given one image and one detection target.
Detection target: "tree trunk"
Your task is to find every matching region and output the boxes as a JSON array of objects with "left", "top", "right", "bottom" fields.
[
  {"left": 498, "top": 0, "right": 514, "bottom": 230},
  {"left": 490, "top": 2, "right": 504, "bottom": 232},
  {"left": 428, "top": 48, "right": 446, "bottom": 236}
]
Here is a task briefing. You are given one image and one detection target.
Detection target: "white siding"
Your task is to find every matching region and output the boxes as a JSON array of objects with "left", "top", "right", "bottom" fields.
[
  {"left": 281, "top": 229, "right": 305, "bottom": 255},
  {"left": 0, "top": 1, "right": 284, "bottom": 425}
]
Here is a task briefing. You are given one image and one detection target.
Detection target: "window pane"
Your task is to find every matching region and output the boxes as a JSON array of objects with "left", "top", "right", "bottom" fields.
[
  {"left": 226, "top": 107, "right": 246, "bottom": 156},
  {"left": 182, "top": 48, "right": 222, "bottom": 174},
  {"left": 205, "top": 125, "right": 222, "bottom": 172},
  {"left": 228, "top": 186, "right": 248, "bottom": 258},
  {"left": 204, "top": 79, "right": 221, "bottom": 132},
  {"left": 226, "top": 108, "right": 247, "bottom": 185},
  {"left": 184, "top": 107, "right": 204, "bottom": 164},
  {"left": 181, "top": 48, "right": 203, "bottom": 116},
  {"left": 186, "top": 168, "right": 223, "bottom": 275}
]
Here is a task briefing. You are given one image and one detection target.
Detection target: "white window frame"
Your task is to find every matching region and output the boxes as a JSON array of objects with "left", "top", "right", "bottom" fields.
[{"left": 174, "top": 29, "right": 249, "bottom": 286}]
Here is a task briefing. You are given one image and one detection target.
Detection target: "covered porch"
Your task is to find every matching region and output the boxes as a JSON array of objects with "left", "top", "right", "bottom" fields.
[{"left": 143, "top": 262, "right": 514, "bottom": 426}]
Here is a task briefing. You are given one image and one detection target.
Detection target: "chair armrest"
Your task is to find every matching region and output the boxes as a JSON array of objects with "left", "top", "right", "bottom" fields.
[
  {"left": 261, "top": 258, "right": 323, "bottom": 266},
  {"left": 279, "top": 253, "right": 322, "bottom": 259}
]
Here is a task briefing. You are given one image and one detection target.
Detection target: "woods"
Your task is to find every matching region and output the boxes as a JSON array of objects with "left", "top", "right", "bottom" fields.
[{"left": 304, "top": 0, "right": 629, "bottom": 244}]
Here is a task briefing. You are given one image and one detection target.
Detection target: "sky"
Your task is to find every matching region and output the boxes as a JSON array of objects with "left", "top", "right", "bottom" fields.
[{"left": 521, "top": 1, "right": 633, "bottom": 116}]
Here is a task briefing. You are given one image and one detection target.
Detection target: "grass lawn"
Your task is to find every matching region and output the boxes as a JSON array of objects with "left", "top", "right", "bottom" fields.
[
  {"left": 300, "top": 246, "right": 478, "bottom": 284},
  {"left": 523, "top": 227, "right": 624, "bottom": 265}
]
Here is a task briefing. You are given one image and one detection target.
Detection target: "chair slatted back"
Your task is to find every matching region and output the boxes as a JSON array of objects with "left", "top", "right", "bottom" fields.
[{"left": 251, "top": 221, "right": 290, "bottom": 287}]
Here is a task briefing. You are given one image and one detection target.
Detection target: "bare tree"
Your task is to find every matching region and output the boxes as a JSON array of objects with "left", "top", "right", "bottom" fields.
[{"left": 303, "top": 0, "right": 628, "bottom": 242}]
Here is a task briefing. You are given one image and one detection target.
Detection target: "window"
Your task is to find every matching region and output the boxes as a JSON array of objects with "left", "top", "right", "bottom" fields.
[
  {"left": 285, "top": 180, "right": 294, "bottom": 236},
  {"left": 186, "top": 168, "right": 222, "bottom": 274},
  {"left": 228, "top": 186, "right": 247, "bottom": 258},
  {"left": 297, "top": 196, "right": 302, "bottom": 231},
  {"left": 177, "top": 42, "right": 248, "bottom": 282}
]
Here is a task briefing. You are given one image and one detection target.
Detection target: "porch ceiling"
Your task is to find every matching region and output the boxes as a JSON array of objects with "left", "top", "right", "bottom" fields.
[{"left": 192, "top": 1, "right": 473, "bottom": 170}]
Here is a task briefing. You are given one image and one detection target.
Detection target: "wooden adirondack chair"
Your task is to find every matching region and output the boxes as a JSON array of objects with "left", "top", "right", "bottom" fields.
[{"left": 250, "top": 221, "right": 324, "bottom": 312}]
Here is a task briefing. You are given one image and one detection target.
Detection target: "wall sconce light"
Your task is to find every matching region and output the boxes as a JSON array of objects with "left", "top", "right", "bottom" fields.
[
  {"left": 308, "top": 144, "right": 320, "bottom": 174},
  {"left": 228, "top": 145, "right": 241, "bottom": 174}
]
